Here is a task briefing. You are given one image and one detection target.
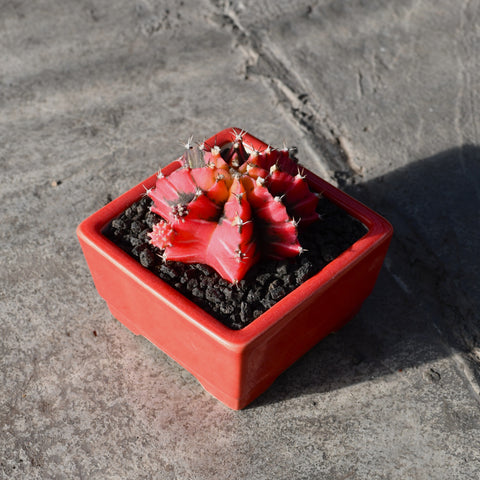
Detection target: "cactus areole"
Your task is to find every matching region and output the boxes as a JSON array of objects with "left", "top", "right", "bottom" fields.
[{"left": 147, "top": 130, "right": 320, "bottom": 283}]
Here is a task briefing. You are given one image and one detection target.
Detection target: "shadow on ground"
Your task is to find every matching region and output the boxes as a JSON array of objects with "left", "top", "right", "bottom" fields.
[{"left": 250, "top": 145, "right": 480, "bottom": 408}]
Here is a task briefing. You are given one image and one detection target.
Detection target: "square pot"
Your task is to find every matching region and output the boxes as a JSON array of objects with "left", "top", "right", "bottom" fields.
[{"left": 77, "top": 128, "right": 393, "bottom": 409}]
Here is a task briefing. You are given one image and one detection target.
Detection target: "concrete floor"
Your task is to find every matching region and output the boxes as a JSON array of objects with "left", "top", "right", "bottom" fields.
[{"left": 1, "top": 1, "right": 479, "bottom": 478}]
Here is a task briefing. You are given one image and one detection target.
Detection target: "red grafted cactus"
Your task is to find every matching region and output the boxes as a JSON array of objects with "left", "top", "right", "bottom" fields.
[{"left": 147, "top": 132, "right": 320, "bottom": 283}]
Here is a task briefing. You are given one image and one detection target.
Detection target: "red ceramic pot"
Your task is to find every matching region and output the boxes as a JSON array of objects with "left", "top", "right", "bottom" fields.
[{"left": 77, "top": 128, "right": 393, "bottom": 409}]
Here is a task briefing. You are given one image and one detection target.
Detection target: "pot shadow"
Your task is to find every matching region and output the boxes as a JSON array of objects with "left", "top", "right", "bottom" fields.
[{"left": 249, "top": 145, "right": 480, "bottom": 408}]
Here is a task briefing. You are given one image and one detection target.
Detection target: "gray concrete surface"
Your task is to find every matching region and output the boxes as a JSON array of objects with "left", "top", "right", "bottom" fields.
[{"left": 1, "top": 0, "right": 479, "bottom": 478}]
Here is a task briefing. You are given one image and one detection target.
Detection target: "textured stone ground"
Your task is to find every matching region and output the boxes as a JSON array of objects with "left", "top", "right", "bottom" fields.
[{"left": 1, "top": 1, "right": 479, "bottom": 478}]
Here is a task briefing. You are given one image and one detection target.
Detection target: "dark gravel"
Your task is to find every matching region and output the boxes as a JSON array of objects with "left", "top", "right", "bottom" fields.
[{"left": 104, "top": 196, "right": 367, "bottom": 330}]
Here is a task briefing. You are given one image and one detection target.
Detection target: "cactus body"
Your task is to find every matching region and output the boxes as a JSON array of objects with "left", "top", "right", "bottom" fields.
[{"left": 148, "top": 132, "right": 320, "bottom": 283}]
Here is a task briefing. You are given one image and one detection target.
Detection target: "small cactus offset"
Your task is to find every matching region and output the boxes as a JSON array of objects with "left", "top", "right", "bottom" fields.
[{"left": 147, "top": 130, "right": 320, "bottom": 283}]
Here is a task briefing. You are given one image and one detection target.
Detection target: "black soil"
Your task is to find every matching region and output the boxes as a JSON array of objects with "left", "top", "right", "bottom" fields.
[{"left": 104, "top": 196, "right": 367, "bottom": 330}]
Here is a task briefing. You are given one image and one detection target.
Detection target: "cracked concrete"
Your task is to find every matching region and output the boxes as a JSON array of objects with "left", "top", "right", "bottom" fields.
[
  {"left": 1, "top": 0, "right": 480, "bottom": 478},
  {"left": 210, "top": 0, "right": 360, "bottom": 181}
]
